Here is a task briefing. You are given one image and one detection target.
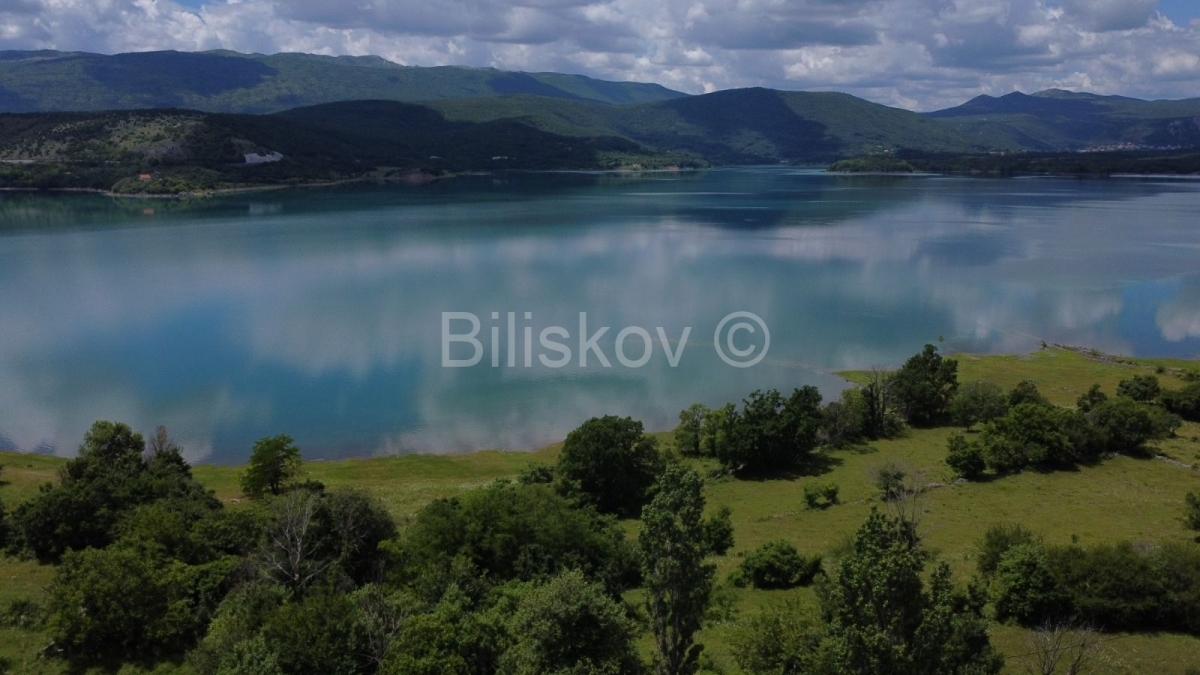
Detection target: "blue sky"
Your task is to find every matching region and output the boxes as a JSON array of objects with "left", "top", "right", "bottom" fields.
[{"left": 0, "top": 0, "right": 1197, "bottom": 110}]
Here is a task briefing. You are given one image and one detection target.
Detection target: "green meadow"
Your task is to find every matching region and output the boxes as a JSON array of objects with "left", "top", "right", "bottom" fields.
[{"left": 2, "top": 346, "right": 1199, "bottom": 674}]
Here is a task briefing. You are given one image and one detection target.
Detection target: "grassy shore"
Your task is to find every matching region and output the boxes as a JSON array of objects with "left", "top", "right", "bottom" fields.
[{"left": 2, "top": 346, "right": 1199, "bottom": 674}]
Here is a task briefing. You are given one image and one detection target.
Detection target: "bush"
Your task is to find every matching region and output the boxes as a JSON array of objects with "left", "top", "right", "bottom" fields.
[
  {"left": 888, "top": 344, "right": 959, "bottom": 427},
  {"left": 873, "top": 461, "right": 909, "bottom": 501},
  {"left": 403, "top": 482, "right": 636, "bottom": 593},
  {"left": 1007, "top": 380, "right": 1050, "bottom": 407},
  {"left": 1162, "top": 382, "right": 1200, "bottom": 422},
  {"left": 498, "top": 570, "right": 641, "bottom": 675},
  {"left": 819, "top": 390, "right": 867, "bottom": 448},
  {"left": 976, "top": 522, "right": 1038, "bottom": 576},
  {"left": 989, "top": 544, "right": 1064, "bottom": 625},
  {"left": 703, "top": 505, "right": 735, "bottom": 556},
  {"left": 733, "top": 540, "right": 822, "bottom": 589},
  {"left": 1076, "top": 383, "right": 1108, "bottom": 413},
  {"left": 1116, "top": 374, "right": 1161, "bottom": 402},
  {"left": 945, "top": 434, "right": 986, "bottom": 480},
  {"left": 802, "top": 482, "right": 840, "bottom": 510},
  {"left": 1087, "top": 398, "right": 1156, "bottom": 454},
  {"left": 1185, "top": 492, "right": 1200, "bottom": 533},
  {"left": 557, "top": 415, "right": 664, "bottom": 517},
  {"left": 978, "top": 403, "right": 1075, "bottom": 473},
  {"left": 949, "top": 381, "right": 1008, "bottom": 430}
]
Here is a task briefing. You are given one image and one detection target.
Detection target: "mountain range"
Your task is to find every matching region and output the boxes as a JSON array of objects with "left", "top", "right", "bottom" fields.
[{"left": 1, "top": 49, "right": 1198, "bottom": 192}]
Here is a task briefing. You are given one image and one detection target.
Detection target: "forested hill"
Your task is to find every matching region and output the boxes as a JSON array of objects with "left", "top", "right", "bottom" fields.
[
  {"left": 925, "top": 89, "right": 1200, "bottom": 150},
  {"left": 0, "top": 50, "right": 684, "bottom": 114}
]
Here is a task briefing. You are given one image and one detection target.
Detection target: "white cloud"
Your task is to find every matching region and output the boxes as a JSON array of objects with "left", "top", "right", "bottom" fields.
[{"left": 0, "top": 0, "right": 1197, "bottom": 110}]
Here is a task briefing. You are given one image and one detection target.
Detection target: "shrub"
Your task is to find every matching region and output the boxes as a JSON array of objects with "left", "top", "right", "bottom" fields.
[
  {"left": 1116, "top": 374, "right": 1161, "bottom": 402},
  {"left": 1007, "top": 380, "right": 1050, "bottom": 407},
  {"left": 703, "top": 505, "right": 735, "bottom": 556},
  {"left": 819, "top": 390, "right": 867, "bottom": 448},
  {"left": 946, "top": 434, "right": 986, "bottom": 480},
  {"left": 1185, "top": 492, "right": 1200, "bottom": 533},
  {"left": 802, "top": 482, "right": 839, "bottom": 510},
  {"left": 976, "top": 522, "right": 1038, "bottom": 576},
  {"left": 1162, "top": 382, "right": 1200, "bottom": 422},
  {"left": 1087, "top": 398, "right": 1156, "bottom": 454},
  {"left": 873, "top": 461, "right": 909, "bottom": 501},
  {"left": 1076, "top": 383, "right": 1107, "bottom": 413},
  {"left": 979, "top": 403, "right": 1075, "bottom": 472},
  {"left": 733, "top": 540, "right": 822, "bottom": 589},
  {"left": 949, "top": 381, "right": 1008, "bottom": 430},
  {"left": 989, "top": 544, "right": 1064, "bottom": 625}
]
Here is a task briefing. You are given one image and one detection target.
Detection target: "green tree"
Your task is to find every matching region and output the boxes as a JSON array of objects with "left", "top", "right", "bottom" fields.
[
  {"left": 1116, "top": 374, "right": 1161, "bottom": 402},
  {"left": 819, "top": 389, "right": 867, "bottom": 448},
  {"left": 888, "top": 344, "right": 959, "bottom": 427},
  {"left": 1161, "top": 382, "right": 1200, "bottom": 422},
  {"left": 641, "top": 466, "right": 714, "bottom": 675},
  {"left": 979, "top": 403, "right": 1075, "bottom": 472},
  {"left": 730, "top": 600, "right": 824, "bottom": 675},
  {"left": 949, "top": 381, "right": 1008, "bottom": 430},
  {"left": 1076, "top": 383, "right": 1108, "bottom": 413},
  {"left": 1186, "top": 492, "right": 1200, "bottom": 533},
  {"left": 1007, "top": 380, "right": 1050, "bottom": 408},
  {"left": 700, "top": 403, "right": 737, "bottom": 458},
  {"left": 558, "top": 416, "right": 664, "bottom": 517},
  {"left": 719, "top": 387, "right": 823, "bottom": 474},
  {"left": 816, "top": 509, "right": 1003, "bottom": 675},
  {"left": 674, "top": 404, "right": 709, "bottom": 457},
  {"left": 499, "top": 569, "right": 642, "bottom": 675},
  {"left": 1087, "top": 398, "right": 1155, "bottom": 454},
  {"left": 702, "top": 505, "right": 735, "bottom": 556},
  {"left": 241, "top": 434, "right": 302, "bottom": 498}
]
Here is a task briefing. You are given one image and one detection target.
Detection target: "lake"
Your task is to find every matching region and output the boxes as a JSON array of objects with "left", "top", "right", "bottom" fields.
[{"left": 2, "top": 168, "right": 1200, "bottom": 462}]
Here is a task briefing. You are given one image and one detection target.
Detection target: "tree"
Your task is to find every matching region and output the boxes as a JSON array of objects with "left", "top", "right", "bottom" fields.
[
  {"left": 1116, "top": 374, "right": 1161, "bottom": 403},
  {"left": 1075, "top": 384, "right": 1107, "bottom": 413},
  {"left": 979, "top": 403, "right": 1075, "bottom": 472},
  {"left": 1186, "top": 492, "right": 1200, "bottom": 533},
  {"left": 241, "top": 434, "right": 302, "bottom": 498},
  {"left": 12, "top": 421, "right": 216, "bottom": 563},
  {"left": 640, "top": 466, "right": 714, "bottom": 675},
  {"left": 949, "top": 381, "right": 1008, "bottom": 430},
  {"left": 816, "top": 509, "right": 1003, "bottom": 675},
  {"left": 819, "top": 389, "right": 867, "bottom": 448},
  {"left": 1087, "top": 397, "right": 1155, "bottom": 454},
  {"left": 1162, "top": 382, "right": 1200, "bottom": 421},
  {"left": 499, "top": 569, "right": 642, "bottom": 675},
  {"left": 558, "top": 416, "right": 664, "bottom": 517},
  {"left": 888, "top": 344, "right": 959, "bottom": 427},
  {"left": 1008, "top": 380, "right": 1050, "bottom": 408},
  {"left": 719, "top": 387, "right": 823, "bottom": 474},
  {"left": 860, "top": 368, "right": 903, "bottom": 440},
  {"left": 730, "top": 600, "right": 824, "bottom": 675},
  {"left": 259, "top": 490, "right": 336, "bottom": 591},
  {"left": 674, "top": 404, "right": 709, "bottom": 457},
  {"left": 1021, "top": 621, "right": 1101, "bottom": 675},
  {"left": 700, "top": 403, "right": 737, "bottom": 458},
  {"left": 702, "top": 505, "right": 735, "bottom": 556}
]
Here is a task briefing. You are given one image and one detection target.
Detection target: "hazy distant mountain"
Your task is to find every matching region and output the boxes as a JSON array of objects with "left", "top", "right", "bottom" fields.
[
  {"left": 926, "top": 90, "right": 1200, "bottom": 150},
  {"left": 0, "top": 50, "right": 685, "bottom": 113}
]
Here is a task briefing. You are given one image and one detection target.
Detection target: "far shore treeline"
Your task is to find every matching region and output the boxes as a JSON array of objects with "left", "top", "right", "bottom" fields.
[{"left": 1, "top": 344, "right": 1199, "bottom": 674}]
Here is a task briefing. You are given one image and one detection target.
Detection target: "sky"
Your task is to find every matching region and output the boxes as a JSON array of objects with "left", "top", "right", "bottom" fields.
[{"left": 0, "top": 0, "right": 1197, "bottom": 110}]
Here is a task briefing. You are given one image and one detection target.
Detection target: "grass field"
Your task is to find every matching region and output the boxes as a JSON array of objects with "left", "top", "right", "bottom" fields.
[{"left": 2, "top": 346, "right": 1199, "bottom": 674}]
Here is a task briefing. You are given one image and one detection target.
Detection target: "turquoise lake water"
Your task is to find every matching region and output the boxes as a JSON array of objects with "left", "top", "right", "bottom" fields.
[{"left": 2, "top": 168, "right": 1199, "bottom": 461}]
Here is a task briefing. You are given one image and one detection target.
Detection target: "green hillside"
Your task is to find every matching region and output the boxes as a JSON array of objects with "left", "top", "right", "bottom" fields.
[
  {"left": 2, "top": 347, "right": 1199, "bottom": 674},
  {"left": 0, "top": 50, "right": 685, "bottom": 114},
  {"left": 926, "top": 90, "right": 1200, "bottom": 150}
]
